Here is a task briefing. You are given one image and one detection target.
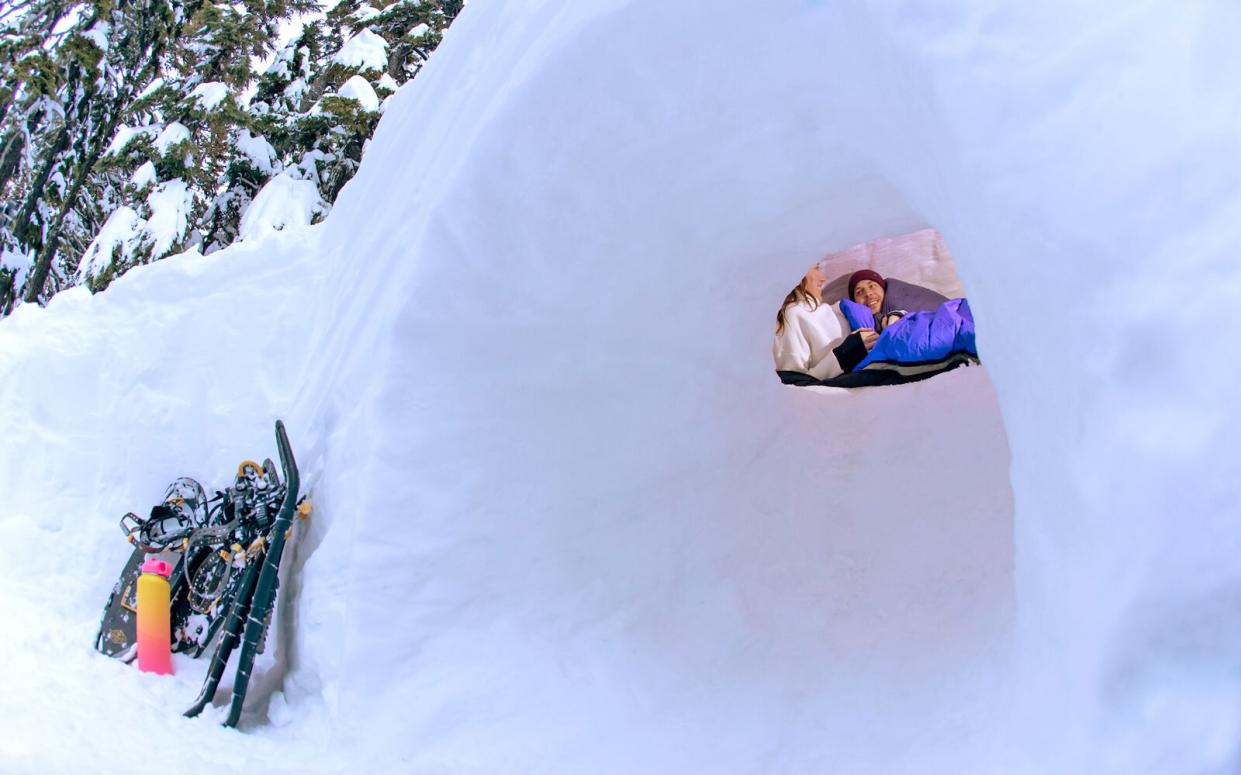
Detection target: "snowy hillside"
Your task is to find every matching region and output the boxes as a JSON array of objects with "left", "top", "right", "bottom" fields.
[{"left": 3, "top": 1, "right": 1241, "bottom": 773}]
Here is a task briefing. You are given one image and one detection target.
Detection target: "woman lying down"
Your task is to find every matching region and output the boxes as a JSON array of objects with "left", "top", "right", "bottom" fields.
[{"left": 772, "top": 267, "right": 977, "bottom": 381}]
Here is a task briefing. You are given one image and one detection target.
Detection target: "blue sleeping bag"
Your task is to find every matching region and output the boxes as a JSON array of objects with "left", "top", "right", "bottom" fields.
[{"left": 840, "top": 298, "right": 977, "bottom": 372}]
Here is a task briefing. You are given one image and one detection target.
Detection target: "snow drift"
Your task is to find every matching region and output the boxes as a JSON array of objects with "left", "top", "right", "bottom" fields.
[{"left": 3, "top": 1, "right": 1240, "bottom": 773}]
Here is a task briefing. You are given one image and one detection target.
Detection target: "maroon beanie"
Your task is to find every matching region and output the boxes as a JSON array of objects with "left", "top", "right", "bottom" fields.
[{"left": 847, "top": 269, "right": 886, "bottom": 301}]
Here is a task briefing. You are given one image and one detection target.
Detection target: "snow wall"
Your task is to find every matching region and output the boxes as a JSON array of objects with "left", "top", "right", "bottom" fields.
[{"left": 2, "top": 1, "right": 1241, "bottom": 773}]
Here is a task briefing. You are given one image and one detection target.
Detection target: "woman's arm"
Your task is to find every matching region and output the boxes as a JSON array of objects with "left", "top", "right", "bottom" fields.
[
  {"left": 773, "top": 303, "right": 872, "bottom": 379},
  {"left": 773, "top": 318, "right": 843, "bottom": 380}
]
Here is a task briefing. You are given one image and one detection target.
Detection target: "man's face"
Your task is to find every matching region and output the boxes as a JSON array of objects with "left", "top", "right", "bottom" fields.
[{"left": 853, "top": 279, "right": 884, "bottom": 314}]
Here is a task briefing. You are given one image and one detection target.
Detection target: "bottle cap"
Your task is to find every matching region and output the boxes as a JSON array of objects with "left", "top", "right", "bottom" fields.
[{"left": 141, "top": 558, "right": 173, "bottom": 577}]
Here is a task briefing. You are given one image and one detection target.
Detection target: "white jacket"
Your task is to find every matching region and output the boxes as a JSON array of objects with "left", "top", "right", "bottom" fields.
[{"left": 772, "top": 299, "right": 852, "bottom": 380}]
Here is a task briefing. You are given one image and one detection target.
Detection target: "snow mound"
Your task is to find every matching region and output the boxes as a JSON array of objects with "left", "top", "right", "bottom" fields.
[
  {"left": 335, "top": 75, "right": 380, "bottom": 111},
  {"left": 333, "top": 28, "right": 387, "bottom": 72},
  {"left": 4, "top": 2, "right": 1241, "bottom": 774},
  {"left": 239, "top": 172, "right": 327, "bottom": 239}
]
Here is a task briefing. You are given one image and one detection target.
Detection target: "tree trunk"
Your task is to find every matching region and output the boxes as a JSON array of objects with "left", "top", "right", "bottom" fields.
[
  {"left": 20, "top": 114, "right": 114, "bottom": 302},
  {"left": 0, "top": 267, "right": 14, "bottom": 315},
  {"left": 11, "top": 122, "right": 69, "bottom": 249},
  {"left": 21, "top": 186, "right": 74, "bottom": 301},
  {"left": 0, "top": 129, "right": 26, "bottom": 193}
]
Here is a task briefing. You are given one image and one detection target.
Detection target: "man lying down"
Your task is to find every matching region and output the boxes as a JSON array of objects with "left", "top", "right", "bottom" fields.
[{"left": 772, "top": 267, "right": 978, "bottom": 385}]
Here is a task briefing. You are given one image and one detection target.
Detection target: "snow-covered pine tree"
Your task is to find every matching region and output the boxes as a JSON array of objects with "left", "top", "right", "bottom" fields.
[
  {"left": 1, "top": 0, "right": 317, "bottom": 299},
  {"left": 1, "top": 0, "right": 460, "bottom": 314},
  {"left": 79, "top": 0, "right": 461, "bottom": 291},
  {"left": 245, "top": 0, "right": 460, "bottom": 233},
  {"left": 77, "top": 0, "right": 315, "bottom": 289},
  {"left": 369, "top": 0, "right": 460, "bottom": 82},
  {"left": 0, "top": 0, "right": 102, "bottom": 310},
  {"left": 0, "top": 0, "right": 68, "bottom": 312},
  {"left": 14, "top": 0, "right": 191, "bottom": 304}
]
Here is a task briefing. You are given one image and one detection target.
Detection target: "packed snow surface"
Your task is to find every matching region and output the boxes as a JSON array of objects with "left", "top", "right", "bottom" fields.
[{"left": 3, "top": 2, "right": 1241, "bottom": 774}]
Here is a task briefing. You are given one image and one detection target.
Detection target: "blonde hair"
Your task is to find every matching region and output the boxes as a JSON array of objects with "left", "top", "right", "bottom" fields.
[{"left": 775, "top": 277, "right": 819, "bottom": 335}]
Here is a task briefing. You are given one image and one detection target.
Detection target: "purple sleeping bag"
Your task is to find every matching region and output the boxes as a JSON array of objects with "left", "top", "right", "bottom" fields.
[
  {"left": 841, "top": 298, "right": 977, "bottom": 372},
  {"left": 880, "top": 277, "right": 950, "bottom": 317}
]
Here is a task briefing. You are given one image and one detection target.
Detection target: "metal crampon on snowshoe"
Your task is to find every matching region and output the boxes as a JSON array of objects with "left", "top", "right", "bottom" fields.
[
  {"left": 94, "top": 477, "right": 211, "bottom": 658},
  {"left": 171, "top": 457, "right": 290, "bottom": 656}
]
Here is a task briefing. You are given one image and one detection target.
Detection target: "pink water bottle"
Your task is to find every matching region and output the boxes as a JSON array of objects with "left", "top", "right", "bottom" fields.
[{"left": 136, "top": 558, "right": 173, "bottom": 675}]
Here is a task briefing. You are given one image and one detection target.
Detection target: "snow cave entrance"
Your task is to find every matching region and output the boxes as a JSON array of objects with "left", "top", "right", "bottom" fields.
[
  {"left": 766, "top": 228, "right": 1015, "bottom": 670},
  {"left": 773, "top": 228, "right": 977, "bottom": 387}
]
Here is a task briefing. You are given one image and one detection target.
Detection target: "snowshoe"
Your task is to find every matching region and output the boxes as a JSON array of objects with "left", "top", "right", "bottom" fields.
[
  {"left": 94, "top": 478, "right": 209, "bottom": 659},
  {"left": 170, "top": 460, "right": 288, "bottom": 656}
]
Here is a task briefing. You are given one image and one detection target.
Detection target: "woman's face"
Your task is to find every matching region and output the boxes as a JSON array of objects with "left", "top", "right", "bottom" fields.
[
  {"left": 853, "top": 279, "right": 885, "bottom": 313},
  {"left": 804, "top": 265, "right": 826, "bottom": 290}
]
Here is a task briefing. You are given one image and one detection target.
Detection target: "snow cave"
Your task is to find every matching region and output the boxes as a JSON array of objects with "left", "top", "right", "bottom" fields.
[{"left": 2, "top": 2, "right": 1240, "bottom": 774}]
